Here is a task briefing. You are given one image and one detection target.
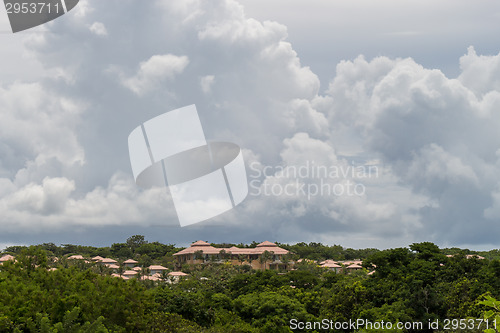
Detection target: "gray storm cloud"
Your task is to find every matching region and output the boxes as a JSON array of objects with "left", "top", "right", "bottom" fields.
[{"left": 1, "top": 0, "right": 500, "bottom": 249}]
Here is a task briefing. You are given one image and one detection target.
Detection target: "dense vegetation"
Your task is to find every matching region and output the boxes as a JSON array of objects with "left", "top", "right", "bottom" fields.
[{"left": 1, "top": 238, "right": 500, "bottom": 332}]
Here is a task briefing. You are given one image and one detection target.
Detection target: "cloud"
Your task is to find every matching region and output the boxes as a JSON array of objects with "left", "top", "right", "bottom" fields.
[
  {"left": 89, "top": 22, "right": 108, "bottom": 36},
  {"left": 458, "top": 46, "right": 500, "bottom": 97},
  {"left": 0, "top": 173, "right": 177, "bottom": 233},
  {"left": 200, "top": 75, "right": 215, "bottom": 94},
  {"left": 0, "top": 82, "right": 84, "bottom": 182},
  {"left": 122, "top": 54, "right": 190, "bottom": 96},
  {"left": 1, "top": 0, "right": 500, "bottom": 249},
  {"left": 323, "top": 51, "right": 500, "bottom": 244}
]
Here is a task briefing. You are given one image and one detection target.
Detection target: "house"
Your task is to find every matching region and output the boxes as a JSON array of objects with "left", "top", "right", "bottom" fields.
[
  {"left": 149, "top": 265, "right": 168, "bottom": 275},
  {"left": 173, "top": 240, "right": 290, "bottom": 270},
  {"left": 297, "top": 258, "right": 315, "bottom": 264},
  {"left": 67, "top": 255, "right": 85, "bottom": 260},
  {"left": 167, "top": 271, "right": 189, "bottom": 283},
  {"left": 122, "top": 270, "right": 138, "bottom": 278},
  {"left": 320, "top": 260, "right": 342, "bottom": 273},
  {"left": 466, "top": 254, "right": 485, "bottom": 260},
  {"left": 123, "top": 259, "right": 139, "bottom": 268},
  {"left": 100, "top": 258, "right": 118, "bottom": 265},
  {"left": 0, "top": 254, "right": 14, "bottom": 264},
  {"left": 346, "top": 263, "right": 363, "bottom": 271},
  {"left": 446, "top": 254, "right": 486, "bottom": 260},
  {"left": 91, "top": 256, "right": 104, "bottom": 261},
  {"left": 107, "top": 264, "right": 120, "bottom": 271}
]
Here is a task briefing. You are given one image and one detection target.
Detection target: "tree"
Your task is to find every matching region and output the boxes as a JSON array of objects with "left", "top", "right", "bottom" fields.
[
  {"left": 219, "top": 249, "right": 229, "bottom": 261},
  {"left": 259, "top": 251, "right": 273, "bottom": 270},
  {"left": 127, "top": 235, "right": 147, "bottom": 253},
  {"left": 194, "top": 250, "right": 204, "bottom": 261},
  {"left": 238, "top": 254, "right": 247, "bottom": 266},
  {"left": 479, "top": 295, "right": 500, "bottom": 333},
  {"left": 233, "top": 291, "right": 312, "bottom": 332}
]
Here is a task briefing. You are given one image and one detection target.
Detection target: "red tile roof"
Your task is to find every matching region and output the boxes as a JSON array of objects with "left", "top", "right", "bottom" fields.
[
  {"left": 0, "top": 254, "right": 14, "bottom": 262},
  {"left": 123, "top": 259, "right": 138, "bottom": 264},
  {"left": 173, "top": 241, "right": 288, "bottom": 256},
  {"left": 149, "top": 265, "right": 168, "bottom": 271},
  {"left": 101, "top": 258, "right": 117, "bottom": 264},
  {"left": 68, "top": 255, "right": 84, "bottom": 260},
  {"left": 321, "top": 262, "right": 342, "bottom": 268}
]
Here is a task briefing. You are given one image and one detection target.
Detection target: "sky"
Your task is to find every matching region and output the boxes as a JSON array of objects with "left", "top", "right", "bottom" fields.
[{"left": 1, "top": 0, "right": 500, "bottom": 250}]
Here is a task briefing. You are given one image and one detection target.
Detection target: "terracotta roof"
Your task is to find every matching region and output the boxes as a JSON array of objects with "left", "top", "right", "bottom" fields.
[
  {"left": 320, "top": 259, "right": 339, "bottom": 265},
  {"left": 446, "top": 254, "right": 485, "bottom": 260},
  {"left": 168, "top": 271, "right": 189, "bottom": 276},
  {"left": 68, "top": 255, "right": 84, "bottom": 260},
  {"left": 91, "top": 256, "right": 104, "bottom": 261},
  {"left": 173, "top": 241, "right": 289, "bottom": 256},
  {"left": 132, "top": 267, "right": 141, "bottom": 271},
  {"left": 112, "top": 273, "right": 130, "bottom": 280},
  {"left": 226, "top": 247, "right": 250, "bottom": 254},
  {"left": 106, "top": 264, "right": 120, "bottom": 269},
  {"left": 0, "top": 254, "right": 15, "bottom": 262},
  {"left": 297, "top": 258, "right": 315, "bottom": 263},
  {"left": 466, "top": 254, "right": 485, "bottom": 260},
  {"left": 123, "top": 270, "right": 138, "bottom": 276},
  {"left": 321, "top": 262, "right": 342, "bottom": 268},
  {"left": 191, "top": 240, "right": 212, "bottom": 246},
  {"left": 101, "top": 258, "right": 117, "bottom": 264},
  {"left": 149, "top": 265, "right": 168, "bottom": 271},
  {"left": 252, "top": 246, "right": 288, "bottom": 255},
  {"left": 347, "top": 264, "right": 363, "bottom": 269},
  {"left": 256, "top": 241, "right": 278, "bottom": 247},
  {"left": 173, "top": 241, "right": 225, "bottom": 255},
  {"left": 123, "top": 259, "right": 138, "bottom": 264}
]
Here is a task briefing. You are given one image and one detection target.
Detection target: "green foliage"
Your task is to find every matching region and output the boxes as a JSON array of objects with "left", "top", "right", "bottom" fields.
[
  {"left": 3, "top": 239, "right": 500, "bottom": 332},
  {"left": 479, "top": 295, "right": 500, "bottom": 333},
  {"left": 233, "top": 291, "right": 311, "bottom": 332},
  {"left": 0, "top": 249, "right": 154, "bottom": 332}
]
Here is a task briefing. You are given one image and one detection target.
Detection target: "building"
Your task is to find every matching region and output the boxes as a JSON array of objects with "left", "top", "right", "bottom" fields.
[
  {"left": 123, "top": 259, "right": 139, "bottom": 268},
  {"left": 320, "top": 260, "right": 342, "bottom": 273},
  {"left": 67, "top": 255, "right": 85, "bottom": 260},
  {"left": 167, "top": 271, "right": 189, "bottom": 283},
  {"left": 149, "top": 265, "right": 168, "bottom": 275},
  {"left": 100, "top": 258, "right": 118, "bottom": 265},
  {"left": 0, "top": 254, "right": 14, "bottom": 264},
  {"left": 173, "top": 240, "right": 290, "bottom": 270}
]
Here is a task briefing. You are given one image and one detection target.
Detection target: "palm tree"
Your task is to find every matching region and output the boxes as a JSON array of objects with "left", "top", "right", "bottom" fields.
[
  {"left": 219, "top": 249, "right": 228, "bottom": 262},
  {"left": 259, "top": 251, "right": 273, "bottom": 270},
  {"left": 238, "top": 254, "right": 247, "bottom": 266},
  {"left": 140, "top": 266, "right": 150, "bottom": 280},
  {"left": 281, "top": 254, "right": 291, "bottom": 271},
  {"left": 194, "top": 250, "right": 204, "bottom": 263},
  {"left": 117, "top": 262, "right": 125, "bottom": 277}
]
